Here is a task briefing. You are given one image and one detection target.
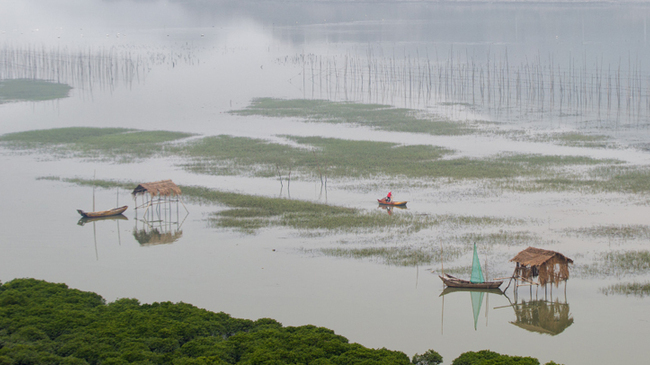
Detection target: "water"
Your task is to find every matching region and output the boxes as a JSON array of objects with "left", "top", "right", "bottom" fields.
[{"left": 2, "top": 1, "right": 650, "bottom": 364}]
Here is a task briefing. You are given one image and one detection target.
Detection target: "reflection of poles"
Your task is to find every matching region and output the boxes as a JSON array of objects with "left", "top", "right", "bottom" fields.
[
  {"left": 441, "top": 292, "right": 445, "bottom": 335},
  {"left": 117, "top": 219, "right": 121, "bottom": 246},
  {"left": 93, "top": 221, "right": 98, "bottom": 261}
]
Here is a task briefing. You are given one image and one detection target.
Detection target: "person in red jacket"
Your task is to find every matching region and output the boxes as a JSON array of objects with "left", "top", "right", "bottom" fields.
[{"left": 386, "top": 191, "right": 392, "bottom": 202}]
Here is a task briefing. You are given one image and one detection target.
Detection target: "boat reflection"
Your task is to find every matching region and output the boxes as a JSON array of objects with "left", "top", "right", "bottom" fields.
[
  {"left": 377, "top": 205, "right": 407, "bottom": 215},
  {"left": 440, "top": 287, "right": 505, "bottom": 331},
  {"left": 510, "top": 300, "right": 573, "bottom": 336}
]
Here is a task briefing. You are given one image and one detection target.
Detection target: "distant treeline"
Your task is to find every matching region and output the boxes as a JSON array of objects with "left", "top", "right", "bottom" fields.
[{"left": 0, "top": 279, "right": 559, "bottom": 365}]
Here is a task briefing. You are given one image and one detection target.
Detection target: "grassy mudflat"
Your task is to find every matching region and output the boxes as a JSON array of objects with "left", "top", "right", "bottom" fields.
[
  {"left": 0, "top": 127, "right": 193, "bottom": 160},
  {"left": 179, "top": 134, "right": 618, "bottom": 181},
  {"left": 579, "top": 250, "right": 650, "bottom": 277},
  {"left": 566, "top": 224, "right": 650, "bottom": 240},
  {"left": 230, "top": 97, "right": 476, "bottom": 135},
  {"left": 601, "top": 282, "right": 650, "bottom": 297},
  {"left": 0, "top": 79, "right": 72, "bottom": 103},
  {"left": 2, "top": 127, "right": 628, "bottom": 192}
]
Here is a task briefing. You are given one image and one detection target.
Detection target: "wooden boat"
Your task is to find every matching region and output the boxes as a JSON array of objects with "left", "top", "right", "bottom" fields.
[
  {"left": 377, "top": 198, "right": 407, "bottom": 206},
  {"left": 77, "top": 205, "right": 128, "bottom": 218},
  {"left": 439, "top": 273, "right": 503, "bottom": 290},
  {"left": 439, "top": 243, "right": 503, "bottom": 289},
  {"left": 77, "top": 214, "right": 128, "bottom": 226}
]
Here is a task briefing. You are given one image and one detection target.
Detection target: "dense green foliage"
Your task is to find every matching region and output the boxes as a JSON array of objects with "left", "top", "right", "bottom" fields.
[
  {"left": 411, "top": 350, "right": 443, "bottom": 365},
  {"left": 0, "top": 279, "right": 413, "bottom": 365},
  {"left": 452, "top": 350, "right": 540, "bottom": 365},
  {"left": 0, "top": 279, "right": 564, "bottom": 365}
]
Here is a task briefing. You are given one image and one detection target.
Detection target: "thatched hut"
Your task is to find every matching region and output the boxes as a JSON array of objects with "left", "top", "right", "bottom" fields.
[
  {"left": 132, "top": 179, "right": 182, "bottom": 198},
  {"left": 132, "top": 179, "right": 187, "bottom": 217},
  {"left": 510, "top": 247, "right": 573, "bottom": 287}
]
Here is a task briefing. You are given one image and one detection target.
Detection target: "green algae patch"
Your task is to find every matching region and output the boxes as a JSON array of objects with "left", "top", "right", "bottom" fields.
[
  {"left": 1, "top": 127, "right": 194, "bottom": 161},
  {"left": 0, "top": 79, "right": 72, "bottom": 103},
  {"left": 230, "top": 97, "right": 476, "bottom": 136},
  {"left": 601, "top": 281, "right": 650, "bottom": 297},
  {"left": 580, "top": 250, "right": 650, "bottom": 277},
  {"left": 179, "top": 134, "right": 615, "bottom": 181},
  {"left": 566, "top": 224, "right": 650, "bottom": 241}
]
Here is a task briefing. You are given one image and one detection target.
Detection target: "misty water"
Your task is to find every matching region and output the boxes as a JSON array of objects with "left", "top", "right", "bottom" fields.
[{"left": 2, "top": 1, "right": 650, "bottom": 364}]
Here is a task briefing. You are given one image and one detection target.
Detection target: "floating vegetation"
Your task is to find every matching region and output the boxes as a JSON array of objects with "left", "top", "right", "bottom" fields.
[
  {"left": 525, "top": 132, "right": 612, "bottom": 149},
  {"left": 492, "top": 162, "right": 650, "bottom": 194},
  {"left": 318, "top": 246, "right": 442, "bottom": 266},
  {"left": 566, "top": 224, "right": 650, "bottom": 241},
  {"left": 0, "top": 79, "right": 72, "bottom": 103},
  {"left": 458, "top": 230, "right": 546, "bottom": 247},
  {"left": 179, "top": 133, "right": 615, "bottom": 181},
  {"left": 588, "top": 166, "right": 650, "bottom": 194},
  {"left": 0, "top": 127, "right": 193, "bottom": 161},
  {"left": 6, "top": 125, "right": 633, "bottom": 196},
  {"left": 553, "top": 132, "right": 610, "bottom": 148},
  {"left": 600, "top": 282, "right": 650, "bottom": 297},
  {"left": 230, "top": 98, "right": 476, "bottom": 136},
  {"left": 579, "top": 250, "right": 650, "bottom": 277},
  {"left": 178, "top": 134, "right": 454, "bottom": 178}
]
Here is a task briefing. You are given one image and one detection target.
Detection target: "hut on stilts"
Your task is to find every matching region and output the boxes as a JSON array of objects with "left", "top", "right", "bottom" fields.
[
  {"left": 132, "top": 180, "right": 188, "bottom": 243},
  {"left": 132, "top": 180, "right": 188, "bottom": 220},
  {"left": 508, "top": 247, "right": 573, "bottom": 300}
]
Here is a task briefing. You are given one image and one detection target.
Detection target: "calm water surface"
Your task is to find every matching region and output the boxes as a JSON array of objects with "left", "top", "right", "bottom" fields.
[{"left": 2, "top": 1, "right": 650, "bottom": 364}]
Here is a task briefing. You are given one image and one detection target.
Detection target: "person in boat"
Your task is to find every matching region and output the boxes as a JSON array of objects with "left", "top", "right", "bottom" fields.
[{"left": 385, "top": 191, "right": 392, "bottom": 202}]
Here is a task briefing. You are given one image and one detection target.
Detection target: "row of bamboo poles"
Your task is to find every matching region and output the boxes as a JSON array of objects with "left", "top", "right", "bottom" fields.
[
  {"left": 0, "top": 44, "right": 196, "bottom": 95},
  {"left": 283, "top": 49, "right": 650, "bottom": 125},
  {"left": 0, "top": 45, "right": 149, "bottom": 93}
]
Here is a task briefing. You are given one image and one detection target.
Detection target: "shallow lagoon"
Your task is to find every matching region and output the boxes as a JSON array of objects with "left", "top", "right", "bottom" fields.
[{"left": 2, "top": 1, "right": 650, "bottom": 364}]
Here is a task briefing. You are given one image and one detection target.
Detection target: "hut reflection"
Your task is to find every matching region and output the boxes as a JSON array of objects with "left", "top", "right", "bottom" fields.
[
  {"left": 510, "top": 300, "right": 573, "bottom": 336},
  {"left": 133, "top": 225, "right": 183, "bottom": 246}
]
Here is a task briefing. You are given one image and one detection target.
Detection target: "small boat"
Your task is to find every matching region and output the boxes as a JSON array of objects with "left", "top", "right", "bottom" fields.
[
  {"left": 77, "top": 205, "right": 128, "bottom": 218},
  {"left": 439, "top": 243, "right": 503, "bottom": 289},
  {"left": 377, "top": 198, "right": 407, "bottom": 206},
  {"left": 439, "top": 273, "right": 503, "bottom": 289},
  {"left": 77, "top": 214, "right": 128, "bottom": 226}
]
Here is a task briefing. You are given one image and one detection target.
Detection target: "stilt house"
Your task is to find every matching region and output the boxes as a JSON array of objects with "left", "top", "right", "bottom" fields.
[
  {"left": 132, "top": 179, "right": 187, "bottom": 215},
  {"left": 510, "top": 247, "right": 573, "bottom": 287}
]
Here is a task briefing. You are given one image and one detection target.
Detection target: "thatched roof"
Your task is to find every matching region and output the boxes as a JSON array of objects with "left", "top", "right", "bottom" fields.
[
  {"left": 510, "top": 247, "right": 573, "bottom": 267},
  {"left": 132, "top": 180, "right": 182, "bottom": 197}
]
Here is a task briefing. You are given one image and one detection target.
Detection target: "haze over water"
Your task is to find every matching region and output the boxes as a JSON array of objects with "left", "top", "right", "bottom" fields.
[{"left": 2, "top": 1, "right": 650, "bottom": 364}]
